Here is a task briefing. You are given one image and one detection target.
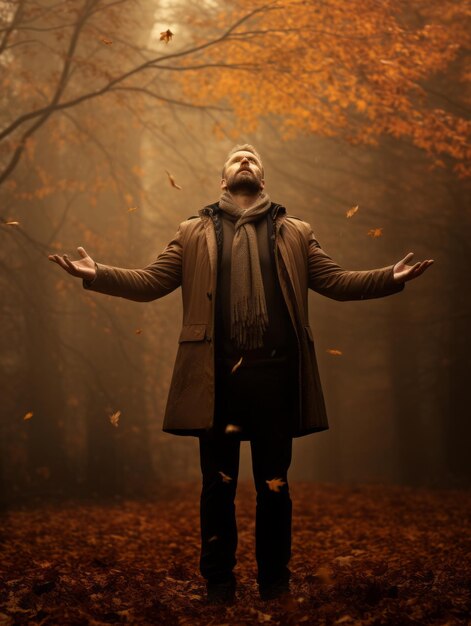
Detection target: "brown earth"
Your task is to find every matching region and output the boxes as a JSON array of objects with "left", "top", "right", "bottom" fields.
[{"left": 0, "top": 482, "right": 470, "bottom": 625}]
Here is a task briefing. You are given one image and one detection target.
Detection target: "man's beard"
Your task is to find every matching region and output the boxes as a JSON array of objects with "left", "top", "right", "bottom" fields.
[{"left": 226, "top": 171, "right": 263, "bottom": 194}]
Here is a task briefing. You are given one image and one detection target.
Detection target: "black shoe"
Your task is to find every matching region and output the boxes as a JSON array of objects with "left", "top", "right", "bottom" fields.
[
  {"left": 206, "top": 577, "right": 236, "bottom": 605},
  {"left": 259, "top": 579, "right": 290, "bottom": 601}
]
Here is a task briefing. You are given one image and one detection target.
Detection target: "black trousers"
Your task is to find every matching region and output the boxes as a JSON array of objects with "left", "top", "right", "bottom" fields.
[{"left": 199, "top": 353, "right": 298, "bottom": 586}]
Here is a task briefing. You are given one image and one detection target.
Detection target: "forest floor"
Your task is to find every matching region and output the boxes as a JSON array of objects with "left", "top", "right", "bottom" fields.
[{"left": 0, "top": 482, "right": 470, "bottom": 626}]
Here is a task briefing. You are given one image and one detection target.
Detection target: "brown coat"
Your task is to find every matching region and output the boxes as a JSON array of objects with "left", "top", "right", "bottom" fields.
[{"left": 83, "top": 204, "right": 404, "bottom": 438}]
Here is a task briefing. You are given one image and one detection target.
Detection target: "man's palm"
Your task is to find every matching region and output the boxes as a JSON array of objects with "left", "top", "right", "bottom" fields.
[
  {"left": 48, "top": 246, "right": 96, "bottom": 280},
  {"left": 393, "top": 252, "right": 434, "bottom": 283}
]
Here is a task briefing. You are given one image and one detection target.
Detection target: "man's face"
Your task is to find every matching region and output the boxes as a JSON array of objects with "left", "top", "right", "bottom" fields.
[{"left": 221, "top": 150, "right": 265, "bottom": 194}]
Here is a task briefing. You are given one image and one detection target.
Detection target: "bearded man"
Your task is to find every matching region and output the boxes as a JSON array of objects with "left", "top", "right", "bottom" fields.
[{"left": 49, "top": 144, "right": 433, "bottom": 604}]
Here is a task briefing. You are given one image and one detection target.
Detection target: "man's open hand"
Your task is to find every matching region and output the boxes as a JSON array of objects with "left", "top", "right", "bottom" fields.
[
  {"left": 393, "top": 252, "right": 434, "bottom": 283},
  {"left": 48, "top": 246, "right": 96, "bottom": 280}
]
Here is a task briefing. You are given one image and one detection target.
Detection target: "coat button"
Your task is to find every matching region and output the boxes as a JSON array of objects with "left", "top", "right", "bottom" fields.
[{"left": 206, "top": 291, "right": 212, "bottom": 300}]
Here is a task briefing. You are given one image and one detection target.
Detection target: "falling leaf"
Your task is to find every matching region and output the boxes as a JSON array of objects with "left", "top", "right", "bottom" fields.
[
  {"left": 160, "top": 29, "right": 174, "bottom": 44},
  {"left": 266, "top": 477, "right": 286, "bottom": 492},
  {"left": 109, "top": 410, "right": 121, "bottom": 427},
  {"left": 127, "top": 207, "right": 138, "bottom": 212},
  {"left": 231, "top": 356, "right": 243, "bottom": 374},
  {"left": 218, "top": 471, "right": 232, "bottom": 483},
  {"left": 335, "top": 616, "right": 354, "bottom": 625},
  {"left": 23, "top": 411, "right": 33, "bottom": 421},
  {"left": 225, "top": 423, "right": 242, "bottom": 434},
  {"left": 367, "top": 227, "right": 383, "bottom": 238},
  {"left": 101, "top": 37, "right": 113, "bottom": 45},
  {"left": 326, "top": 349, "right": 342, "bottom": 356},
  {"left": 208, "top": 535, "right": 218, "bottom": 543},
  {"left": 3, "top": 220, "right": 20, "bottom": 226},
  {"left": 165, "top": 170, "right": 182, "bottom": 190},
  {"left": 346, "top": 205, "right": 359, "bottom": 218},
  {"left": 135, "top": 328, "right": 143, "bottom": 334}
]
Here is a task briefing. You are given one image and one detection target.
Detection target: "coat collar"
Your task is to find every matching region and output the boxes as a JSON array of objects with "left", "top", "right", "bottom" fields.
[{"left": 199, "top": 201, "right": 286, "bottom": 220}]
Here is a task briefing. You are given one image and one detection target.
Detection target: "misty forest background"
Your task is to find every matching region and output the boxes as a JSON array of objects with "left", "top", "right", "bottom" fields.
[{"left": 1, "top": 0, "right": 470, "bottom": 506}]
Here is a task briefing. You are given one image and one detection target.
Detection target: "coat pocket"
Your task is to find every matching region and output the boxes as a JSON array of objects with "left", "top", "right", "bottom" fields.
[{"left": 178, "top": 324, "right": 207, "bottom": 343}]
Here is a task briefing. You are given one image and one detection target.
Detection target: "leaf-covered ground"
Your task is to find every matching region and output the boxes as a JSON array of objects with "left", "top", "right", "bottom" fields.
[{"left": 1, "top": 482, "right": 470, "bottom": 625}]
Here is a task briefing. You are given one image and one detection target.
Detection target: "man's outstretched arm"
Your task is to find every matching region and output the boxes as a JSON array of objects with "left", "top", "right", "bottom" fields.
[
  {"left": 307, "top": 230, "right": 433, "bottom": 301},
  {"left": 48, "top": 226, "right": 183, "bottom": 302}
]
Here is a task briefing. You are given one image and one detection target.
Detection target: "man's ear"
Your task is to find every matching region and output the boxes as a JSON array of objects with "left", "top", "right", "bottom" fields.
[
  {"left": 221, "top": 178, "right": 227, "bottom": 190},
  {"left": 260, "top": 179, "right": 265, "bottom": 190}
]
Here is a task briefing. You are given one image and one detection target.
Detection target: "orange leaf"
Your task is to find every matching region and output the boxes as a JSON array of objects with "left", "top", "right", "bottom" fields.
[
  {"left": 109, "top": 410, "right": 121, "bottom": 427},
  {"left": 225, "top": 423, "right": 242, "bottom": 434},
  {"left": 101, "top": 37, "right": 113, "bottom": 45},
  {"left": 367, "top": 228, "right": 383, "bottom": 238},
  {"left": 160, "top": 29, "right": 174, "bottom": 44},
  {"left": 266, "top": 477, "right": 286, "bottom": 492},
  {"left": 4, "top": 220, "right": 20, "bottom": 226},
  {"left": 346, "top": 205, "right": 359, "bottom": 218},
  {"left": 326, "top": 349, "right": 342, "bottom": 356},
  {"left": 135, "top": 328, "right": 143, "bottom": 334},
  {"left": 23, "top": 411, "right": 33, "bottom": 421},
  {"left": 314, "top": 566, "right": 334, "bottom": 585},
  {"left": 165, "top": 170, "right": 182, "bottom": 190},
  {"left": 127, "top": 207, "right": 138, "bottom": 212},
  {"left": 231, "top": 356, "right": 243, "bottom": 374},
  {"left": 218, "top": 471, "right": 232, "bottom": 483}
]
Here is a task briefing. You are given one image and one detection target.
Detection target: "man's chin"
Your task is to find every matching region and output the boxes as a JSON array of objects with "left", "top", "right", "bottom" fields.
[{"left": 227, "top": 180, "right": 263, "bottom": 194}]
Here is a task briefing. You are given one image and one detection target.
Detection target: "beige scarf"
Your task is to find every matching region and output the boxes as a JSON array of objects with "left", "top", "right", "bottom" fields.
[{"left": 218, "top": 189, "right": 272, "bottom": 350}]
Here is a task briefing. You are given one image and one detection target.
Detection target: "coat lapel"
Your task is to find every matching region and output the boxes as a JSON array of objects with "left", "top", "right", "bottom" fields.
[{"left": 199, "top": 206, "right": 218, "bottom": 293}]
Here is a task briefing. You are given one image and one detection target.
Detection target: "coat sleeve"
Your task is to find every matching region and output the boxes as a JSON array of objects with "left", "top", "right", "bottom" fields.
[
  {"left": 307, "top": 229, "right": 405, "bottom": 301},
  {"left": 82, "top": 225, "right": 183, "bottom": 302}
]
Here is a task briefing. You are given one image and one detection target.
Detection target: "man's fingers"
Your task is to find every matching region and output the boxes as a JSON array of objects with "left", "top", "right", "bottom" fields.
[
  {"left": 49, "top": 254, "right": 69, "bottom": 271},
  {"left": 63, "top": 255, "right": 77, "bottom": 272},
  {"left": 402, "top": 252, "right": 414, "bottom": 265},
  {"left": 77, "top": 246, "right": 88, "bottom": 258}
]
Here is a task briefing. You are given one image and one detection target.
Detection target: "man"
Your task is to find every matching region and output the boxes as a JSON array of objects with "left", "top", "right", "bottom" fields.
[{"left": 49, "top": 144, "right": 433, "bottom": 604}]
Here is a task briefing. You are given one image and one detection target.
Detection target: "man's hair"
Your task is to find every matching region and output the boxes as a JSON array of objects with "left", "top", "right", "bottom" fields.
[{"left": 221, "top": 143, "right": 264, "bottom": 178}]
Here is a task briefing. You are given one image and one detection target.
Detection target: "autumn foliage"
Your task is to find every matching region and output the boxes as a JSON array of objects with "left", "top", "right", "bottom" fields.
[
  {"left": 179, "top": 0, "right": 471, "bottom": 177},
  {"left": 1, "top": 482, "right": 470, "bottom": 625},
  {"left": 0, "top": 0, "right": 470, "bottom": 207}
]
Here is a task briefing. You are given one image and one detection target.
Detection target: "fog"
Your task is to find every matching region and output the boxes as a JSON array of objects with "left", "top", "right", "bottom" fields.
[{"left": 1, "top": 0, "right": 470, "bottom": 508}]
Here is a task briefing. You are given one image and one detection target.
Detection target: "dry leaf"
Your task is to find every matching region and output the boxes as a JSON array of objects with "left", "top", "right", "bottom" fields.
[
  {"left": 109, "top": 410, "right": 121, "bottom": 427},
  {"left": 225, "top": 423, "right": 242, "bottom": 434},
  {"left": 346, "top": 205, "right": 359, "bottom": 218},
  {"left": 335, "top": 616, "right": 354, "bottom": 625},
  {"left": 23, "top": 411, "right": 33, "bottom": 421},
  {"left": 218, "top": 471, "right": 232, "bottom": 483},
  {"left": 367, "top": 227, "right": 383, "bottom": 238},
  {"left": 266, "top": 477, "right": 286, "bottom": 492},
  {"left": 208, "top": 535, "right": 218, "bottom": 543},
  {"left": 326, "top": 349, "right": 342, "bottom": 356},
  {"left": 160, "top": 29, "right": 173, "bottom": 44},
  {"left": 231, "top": 356, "right": 243, "bottom": 374},
  {"left": 101, "top": 37, "right": 113, "bottom": 45},
  {"left": 135, "top": 329, "right": 143, "bottom": 335},
  {"left": 4, "top": 221, "right": 20, "bottom": 226},
  {"left": 314, "top": 566, "right": 334, "bottom": 585},
  {"left": 165, "top": 170, "right": 182, "bottom": 190},
  {"left": 334, "top": 555, "right": 354, "bottom": 565},
  {"left": 127, "top": 207, "right": 137, "bottom": 212}
]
